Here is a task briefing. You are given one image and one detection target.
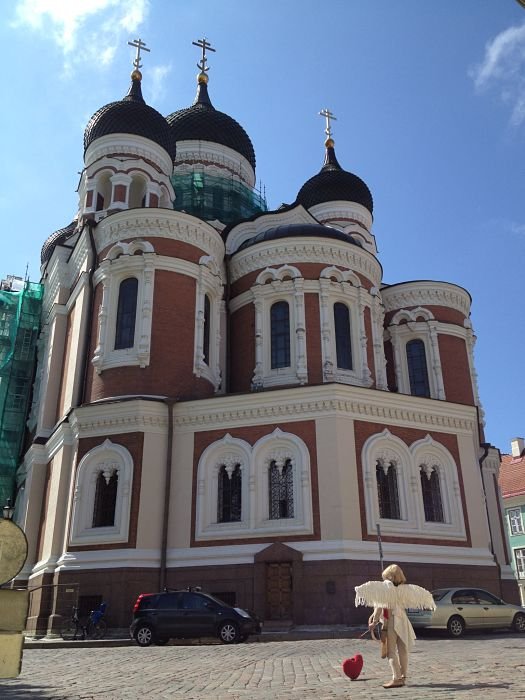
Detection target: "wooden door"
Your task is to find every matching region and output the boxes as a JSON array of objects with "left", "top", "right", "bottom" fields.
[{"left": 266, "top": 562, "right": 292, "bottom": 620}]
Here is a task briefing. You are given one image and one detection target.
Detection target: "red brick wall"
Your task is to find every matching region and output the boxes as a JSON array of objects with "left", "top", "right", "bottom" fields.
[
  {"left": 191, "top": 420, "right": 321, "bottom": 546},
  {"left": 353, "top": 420, "right": 471, "bottom": 547},
  {"left": 56, "top": 302, "right": 76, "bottom": 422},
  {"left": 384, "top": 339, "right": 396, "bottom": 391},
  {"left": 229, "top": 304, "right": 255, "bottom": 393},
  {"left": 305, "top": 293, "right": 322, "bottom": 384},
  {"left": 86, "top": 270, "right": 215, "bottom": 401},
  {"left": 438, "top": 335, "right": 474, "bottom": 405},
  {"left": 113, "top": 184, "right": 126, "bottom": 203},
  {"left": 364, "top": 306, "right": 375, "bottom": 386},
  {"left": 97, "top": 237, "right": 208, "bottom": 263}
]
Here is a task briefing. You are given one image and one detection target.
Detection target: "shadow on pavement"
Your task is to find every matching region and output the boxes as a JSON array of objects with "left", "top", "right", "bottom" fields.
[{"left": 409, "top": 682, "right": 510, "bottom": 691}]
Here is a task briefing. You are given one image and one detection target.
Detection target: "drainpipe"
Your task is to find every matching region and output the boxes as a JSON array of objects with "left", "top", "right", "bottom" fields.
[
  {"left": 159, "top": 398, "right": 176, "bottom": 591},
  {"left": 479, "top": 439, "right": 503, "bottom": 598}
]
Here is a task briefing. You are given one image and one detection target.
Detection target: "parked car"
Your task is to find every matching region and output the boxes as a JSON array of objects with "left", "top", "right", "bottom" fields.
[
  {"left": 407, "top": 587, "right": 525, "bottom": 637},
  {"left": 130, "top": 588, "right": 261, "bottom": 646}
]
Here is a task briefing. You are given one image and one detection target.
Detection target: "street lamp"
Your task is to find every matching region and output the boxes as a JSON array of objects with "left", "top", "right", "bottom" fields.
[{"left": 2, "top": 498, "right": 14, "bottom": 520}]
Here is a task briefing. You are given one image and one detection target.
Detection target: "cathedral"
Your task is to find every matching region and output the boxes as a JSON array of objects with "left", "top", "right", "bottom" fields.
[{"left": 15, "top": 39, "right": 515, "bottom": 634}]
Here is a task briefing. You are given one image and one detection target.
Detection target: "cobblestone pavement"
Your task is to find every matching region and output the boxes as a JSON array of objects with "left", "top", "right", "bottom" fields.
[{"left": 2, "top": 633, "right": 525, "bottom": 700}]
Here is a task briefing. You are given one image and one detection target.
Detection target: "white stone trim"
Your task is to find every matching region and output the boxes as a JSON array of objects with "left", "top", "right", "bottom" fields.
[
  {"left": 195, "top": 428, "right": 313, "bottom": 541},
  {"left": 174, "top": 139, "right": 255, "bottom": 188},
  {"left": 69, "top": 439, "right": 133, "bottom": 545},
  {"left": 362, "top": 429, "right": 466, "bottom": 540},
  {"left": 382, "top": 281, "right": 471, "bottom": 317},
  {"left": 92, "top": 250, "right": 155, "bottom": 372},
  {"left": 387, "top": 321, "right": 445, "bottom": 400},
  {"left": 251, "top": 272, "right": 308, "bottom": 389},
  {"left": 83, "top": 134, "right": 174, "bottom": 181},
  {"left": 230, "top": 238, "right": 382, "bottom": 287},
  {"left": 193, "top": 256, "right": 224, "bottom": 390},
  {"left": 307, "top": 200, "right": 373, "bottom": 235}
]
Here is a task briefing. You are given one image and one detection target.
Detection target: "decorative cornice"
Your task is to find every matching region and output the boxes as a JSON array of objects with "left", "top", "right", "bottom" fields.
[
  {"left": 382, "top": 281, "right": 471, "bottom": 317},
  {"left": 175, "top": 140, "right": 255, "bottom": 188},
  {"left": 229, "top": 239, "right": 382, "bottom": 286},
  {"left": 95, "top": 209, "right": 225, "bottom": 261},
  {"left": 84, "top": 134, "right": 173, "bottom": 177},
  {"left": 308, "top": 200, "right": 373, "bottom": 233},
  {"left": 70, "top": 399, "right": 169, "bottom": 438}
]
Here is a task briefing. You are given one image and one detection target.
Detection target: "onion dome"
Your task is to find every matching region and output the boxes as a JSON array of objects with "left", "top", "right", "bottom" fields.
[
  {"left": 41, "top": 220, "right": 77, "bottom": 265},
  {"left": 84, "top": 70, "right": 176, "bottom": 161},
  {"left": 296, "top": 138, "right": 373, "bottom": 214},
  {"left": 237, "top": 222, "right": 363, "bottom": 252},
  {"left": 166, "top": 73, "right": 256, "bottom": 169}
]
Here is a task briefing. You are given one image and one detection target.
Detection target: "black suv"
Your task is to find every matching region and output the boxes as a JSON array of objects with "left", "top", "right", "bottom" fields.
[{"left": 130, "top": 588, "right": 261, "bottom": 646}]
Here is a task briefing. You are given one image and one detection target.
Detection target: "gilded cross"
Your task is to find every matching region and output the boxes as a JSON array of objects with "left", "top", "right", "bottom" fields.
[
  {"left": 128, "top": 38, "right": 150, "bottom": 70},
  {"left": 319, "top": 108, "right": 337, "bottom": 139},
  {"left": 192, "top": 37, "right": 216, "bottom": 74}
]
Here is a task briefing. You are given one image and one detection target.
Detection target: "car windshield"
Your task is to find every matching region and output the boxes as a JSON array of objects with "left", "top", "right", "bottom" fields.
[{"left": 431, "top": 590, "right": 450, "bottom": 602}]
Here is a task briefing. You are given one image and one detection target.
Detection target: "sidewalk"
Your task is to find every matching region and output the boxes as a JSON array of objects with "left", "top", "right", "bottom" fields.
[{"left": 24, "top": 624, "right": 367, "bottom": 648}]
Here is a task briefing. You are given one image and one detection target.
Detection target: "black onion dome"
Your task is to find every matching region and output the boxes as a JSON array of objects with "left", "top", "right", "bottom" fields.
[
  {"left": 41, "top": 221, "right": 77, "bottom": 265},
  {"left": 84, "top": 75, "right": 176, "bottom": 161},
  {"left": 237, "top": 223, "right": 363, "bottom": 252},
  {"left": 166, "top": 80, "right": 255, "bottom": 169},
  {"left": 296, "top": 143, "right": 373, "bottom": 214}
]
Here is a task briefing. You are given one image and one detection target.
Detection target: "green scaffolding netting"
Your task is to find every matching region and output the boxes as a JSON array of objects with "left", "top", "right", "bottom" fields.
[
  {"left": 0, "top": 281, "right": 43, "bottom": 505},
  {"left": 172, "top": 171, "right": 267, "bottom": 225}
]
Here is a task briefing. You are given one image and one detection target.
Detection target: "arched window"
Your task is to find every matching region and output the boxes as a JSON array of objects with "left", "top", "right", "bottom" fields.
[
  {"left": 420, "top": 466, "right": 444, "bottom": 522},
  {"left": 203, "top": 294, "right": 211, "bottom": 365},
  {"left": 406, "top": 339, "right": 430, "bottom": 397},
  {"left": 217, "top": 463, "right": 242, "bottom": 523},
  {"left": 376, "top": 460, "right": 401, "bottom": 519},
  {"left": 334, "top": 302, "right": 352, "bottom": 370},
  {"left": 271, "top": 301, "right": 290, "bottom": 369},
  {"left": 269, "top": 459, "right": 294, "bottom": 519},
  {"left": 114, "top": 278, "right": 138, "bottom": 350},
  {"left": 92, "top": 470, "right": 118, "bottom": 527}
]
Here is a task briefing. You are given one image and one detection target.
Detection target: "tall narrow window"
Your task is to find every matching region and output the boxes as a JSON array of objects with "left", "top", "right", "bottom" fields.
[
  {"left": 334, "top": 302, "right": 352, "bottom": 370},
  {"left": 269, "top": 459, "right": 294, "bottom": 519},
  {"left": 96, "top": 193, "right": 104, "bottom": 211},
  {"left": 114, "top": 277, "right": 138, "bottom": 350},
  {"left": 508, "top": 508, "right": 524, "bottom": 535},
  {"left": 515, "top": 548, "right": 525, "bottom": 579},
  {"left": 217, "top": 464, "right": 242, "bottom": 523},
  {"left": 420, "top": 466, "right": 444, "bottom": 522},
  {"left": 376, "top": 461, "right": 400, "bottom": 519},
  {"left": 271, "top": 301, "right": 290, "bottom": 369},
  {"left": 203, "top": 295, "right": 211, "bottom": 365},
  {"left": 92, "top": 471, "right": 118, "bottom": 527},
  {"left": 406, "top": 339, "right": 430, "bottom": 397}
]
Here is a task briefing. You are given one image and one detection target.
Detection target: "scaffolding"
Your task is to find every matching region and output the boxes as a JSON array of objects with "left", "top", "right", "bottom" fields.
[
  {"left": 172, "top": 171, "right": 268, "bottom": 225},
  {"left": 0, "top": 278, "right": 43, "bottom": 505}
]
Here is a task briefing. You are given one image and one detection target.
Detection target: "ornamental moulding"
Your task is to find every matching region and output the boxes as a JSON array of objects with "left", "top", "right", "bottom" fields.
[
  {"left": 230, "top": 241, "right": 382, "bottom": 286},
  {"left": 382, "top": 285, "right": 471, "bottom": 316},
  {"left": 96, "top": 212, "right": 224, "bottom": 261}
]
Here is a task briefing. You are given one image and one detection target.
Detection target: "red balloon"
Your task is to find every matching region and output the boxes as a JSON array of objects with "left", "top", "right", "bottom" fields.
[{"left": 342, "top": 653, "right": 363, "bottom": 680}]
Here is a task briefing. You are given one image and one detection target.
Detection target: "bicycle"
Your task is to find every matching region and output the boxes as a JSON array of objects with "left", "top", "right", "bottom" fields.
[{"left": 60, "top": 602, "right": 107, "bottom": 641}]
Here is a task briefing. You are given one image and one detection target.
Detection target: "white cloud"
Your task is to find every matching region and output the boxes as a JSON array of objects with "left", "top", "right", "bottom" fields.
[
  {"left": 148, "top": 64, "right": 172, "bottom": 103},
  {"left": 13, "top": 0, "right": 149, "bottom": 73},
  {"left": 470, "top": 22, "right": 525, "bottom": 125}
]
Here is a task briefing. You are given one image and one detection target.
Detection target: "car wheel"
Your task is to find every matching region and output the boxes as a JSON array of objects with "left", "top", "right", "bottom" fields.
[
  {"left": 447, "top": 615, "right": 465, "bottom": 638},
  {"left": 134, "top": 624, "right": 155, "bottom": 647},
  {"left": 513, "top": 612, "right": 525, "bottom": 633},
  {"left": 218, "top": 621, "right": 239, "bottom": 644}
]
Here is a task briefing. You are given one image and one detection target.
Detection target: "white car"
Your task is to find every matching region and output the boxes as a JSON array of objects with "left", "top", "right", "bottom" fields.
[{"left": 407, "top": 587, "right": 525, "bottom": 637}]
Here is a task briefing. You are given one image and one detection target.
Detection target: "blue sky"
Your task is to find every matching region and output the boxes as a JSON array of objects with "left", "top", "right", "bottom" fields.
[{"left": 1, "top": 0, "right": 524, "bottom": 454}]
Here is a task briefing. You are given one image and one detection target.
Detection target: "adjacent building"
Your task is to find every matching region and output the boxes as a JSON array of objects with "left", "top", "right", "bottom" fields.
[
  {"left": 13, "top": 41, "right": 516, "bottom": 634},
  {"left": 500, "top": 438, "right": 525, "bottom": 606}
]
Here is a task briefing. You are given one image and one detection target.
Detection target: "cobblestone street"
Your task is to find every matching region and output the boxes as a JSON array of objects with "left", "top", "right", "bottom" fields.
[{"left": 2, "top": 633, "right": 525, "bottom": 700}]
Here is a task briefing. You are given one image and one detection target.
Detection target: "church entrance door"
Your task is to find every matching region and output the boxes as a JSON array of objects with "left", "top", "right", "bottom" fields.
[{"left": 266, "top": 562, "right": 293, "bottom": 620}]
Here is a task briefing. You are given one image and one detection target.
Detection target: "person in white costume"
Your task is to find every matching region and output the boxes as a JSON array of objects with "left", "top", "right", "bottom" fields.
[{"left": 355, "top": 564, "right": 435, "bottom": 689}]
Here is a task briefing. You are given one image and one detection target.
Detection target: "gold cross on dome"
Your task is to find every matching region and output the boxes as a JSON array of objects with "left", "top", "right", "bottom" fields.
[
  {"left": 319, "top": 108, "right": 337, "bottom": 139},
  {"left": 192, "top": 37, "right": 216, "bottom": 74},
  {"left": 128, "top": 38, "right": 150, "bottom": 70}
]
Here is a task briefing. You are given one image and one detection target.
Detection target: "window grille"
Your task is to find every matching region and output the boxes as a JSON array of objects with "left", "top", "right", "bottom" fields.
[
  {"left": 376, "top": 461, "right": 400, "bottom": 519},
  {"left": 420, "top": 466, "right": 444, "bottom": 522},
  {"left": 217, "top": 464, "right": 242, "bottom": 523},
  {"left": 269, "top": 459, "right": 294, "bottom": 519}
]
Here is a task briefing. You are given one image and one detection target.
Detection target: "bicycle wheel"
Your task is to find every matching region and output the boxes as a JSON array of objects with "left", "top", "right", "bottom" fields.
[
  {"left": 88, "top": 619, "right": 107, "bottom": 640},
  {"left": 60, "top": 622, "right": 79, "bottom": 641}
]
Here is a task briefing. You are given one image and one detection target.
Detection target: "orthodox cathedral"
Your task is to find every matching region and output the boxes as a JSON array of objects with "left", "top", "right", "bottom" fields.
[{"left": 16, "top": 40, "right": 515, "bottom": 633}]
